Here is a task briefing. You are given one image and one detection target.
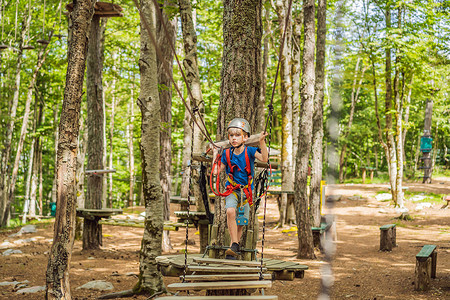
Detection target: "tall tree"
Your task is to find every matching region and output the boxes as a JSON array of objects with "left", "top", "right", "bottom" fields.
[
  {"left": 179, "top": 0, "right": 208, "bottom": 253},
  {"left": 133, "top": 0, "right": 165, "bottom": 295},
  {"left": 215, "top": 0, "right": 262, "bottom": 247},
  {"left": 157, "top": 0, "right": 176, "bottom": 252},
  {"left": 46, "top": 0, "right": 96, "bottom": 298},
  {"left": 275, "top": 0, "right": 294, "bottom": 228},
  {"left": 295, "top": 0, "right": 315, "bottom": 259},
  {"left": 0, "top": 10, "right": 30, "bottom": 226},
  {"left": 84, "top": 14, "right": 107, "bottom": 250},
  {"left": 384, "top": 3, "right": 398, "bottom": 204},
  {"left": 310, "top": 0, "right": 327, "bottom": 227}
]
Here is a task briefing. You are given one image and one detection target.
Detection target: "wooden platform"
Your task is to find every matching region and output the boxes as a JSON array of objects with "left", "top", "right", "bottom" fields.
[
  {"left": 157, "top": 254, "right": 307, "bottom": 281},
  {"left": 76, "top": 208, "right": 122, "bottom": 220},
  {"left": 157, "top": 296, "right": 278, "bottom": 300},
  {"left": 99, "top": 219, "right": 194, "bottom": 231}
]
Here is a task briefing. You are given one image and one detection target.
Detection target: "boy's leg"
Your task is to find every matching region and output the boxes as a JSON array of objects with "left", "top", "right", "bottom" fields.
[
  {"left": 224, "top": 193, "right": 240, "bottom": 258},
  {"left": 226, "top": 207, "right": 238, "bottom": 244}
]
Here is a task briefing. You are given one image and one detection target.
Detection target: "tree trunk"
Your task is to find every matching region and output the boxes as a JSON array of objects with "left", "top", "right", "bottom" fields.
[
  {"left": 393, "top": 5, "right": 404, "bottom": 208},
  {"left": 6, "top": 39, "right": 51, "bottom": 224},
  {"left": 310, "top": 0, "right": 326, "bottom": 227},
  {"left": 84, "top": 15, "right": 106, "bottom": 250},
  {"left": 51, "top": 101, "right": 60, "bottom": 205},
  {"left": 216, "top": 0, "right": 262, "bottom": 251},
  {"left": 275, "top": 0, "right": 293, "bottom": 228},
  {"left": 45, "top": 1, "right": 95, "bottom": 298},
  {"left": 179, "top": 0, "right": 208, "bottom": 253},
  {"left": 295, "top": 0, "right": 315, "bottom": 259},
  {"left": 133, "top": 0, "right": 165, "bottom": 295},
  {"left": 289, "top": 13, "right": 302, "bottom": 226},
  {"left": 422, "top": 100, "right": 433, "bottom": 183},
  {"left": 338, "top": 57, "right": 366, "bottom": 183},
  {"left": 384, "top": 5, "right": 397, "bottom": 204},
  {"left": 108, "top": 53, "right": 117, "bottom": 208},
  {"left": 157, "top": 0, "right": 176, "bottom": 252},
  {"left": 257, "top": 5, "right": 270, "bottom": 132},
  {"left": 0, "top": 13, "right": 29, "bottom": 226},
  {"left": 129, "top": 80, "right": 136, "bottom": 207}
]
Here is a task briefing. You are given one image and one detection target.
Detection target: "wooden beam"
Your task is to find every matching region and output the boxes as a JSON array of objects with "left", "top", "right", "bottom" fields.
[
  {"left": 193, "top": 257, "right": 266, "bottom": 267},
  {"left": 181, "top": 273, "right": 273, "bottom": 282},
  {"left": 85, "top": 169, "right": 116, "bottom": 174},
  {"left": 206, "top": 133, "right": 281, "bottom": 155},
  {"left": 187, "top": 266, "right": 267, "bottom": 273},
  {"left": 155, "top": 296, "right": 278, "bottom": 300},
  {"left": 167, "top": 280, "right": 272, "bottom": 292},
  {"left": 192, "top": 153, "right": 279, "bottom": 169}
]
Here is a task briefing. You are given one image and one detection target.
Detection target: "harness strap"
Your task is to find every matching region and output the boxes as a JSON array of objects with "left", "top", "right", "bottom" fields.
[{"left": 210, "top": 147, "right": 254, "bottom": 206}]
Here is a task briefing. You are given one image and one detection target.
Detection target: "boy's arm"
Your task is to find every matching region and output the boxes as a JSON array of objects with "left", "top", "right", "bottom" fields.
[
  {"left": 212, "top": 147, "right": 226, "bottom": 175},
  {"left": 255, "top": 131, "right": 269, "bottom": 162}
]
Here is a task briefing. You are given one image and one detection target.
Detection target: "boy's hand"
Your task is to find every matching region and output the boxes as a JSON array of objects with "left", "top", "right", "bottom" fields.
[{"left": 259, "top": 131, "right": 269, "bottom": 144}]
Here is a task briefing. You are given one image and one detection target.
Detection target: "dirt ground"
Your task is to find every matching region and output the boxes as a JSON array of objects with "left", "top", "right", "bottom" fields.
[{"left": 0, "top": 178, "right": 449, "bottom": 300}]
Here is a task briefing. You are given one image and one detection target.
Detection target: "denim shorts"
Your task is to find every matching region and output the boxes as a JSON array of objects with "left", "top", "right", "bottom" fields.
[{"left": 225, "top": 189, "right": 250, "bottom": 221}]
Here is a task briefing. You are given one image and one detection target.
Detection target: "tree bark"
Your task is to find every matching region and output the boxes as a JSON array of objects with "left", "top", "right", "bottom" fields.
[
  {"left": 295, "top": 0, "right": 315, "bottom": 259},
  {"left": 0, "top": 12, "right": 30, "bottom": 226},
  {"left": 133, "top": 0, "right": 165, "bottom": 295},
  {"left": 179, "top": 0, "right": 208, "bottom": 253},
  {"left": 107, "top": 53, "right": 117, "bottom": 208},
  {"left": 157, "top": 0, "right": 176, "bottom": 252},
  {"left": 393, "top": 5, "right": 404, "bottom": 208},
  {"left": 338, "top": 57, "right": 367, "bottom": 183},
  {"left": 128, "top": 80, "right": 136, "bottom": 207},
  {"left": 275, "top": 0, "right": 293, "bottom": 228},
  {"left": 45, "top": 1, "right": 96, "bottom": 298},
  {"left": 257, "top": 5, "right": 270, "bottom": 132},
  {"left": 6, "top": 39, "right": 51, "bottom": 224},
  {"left": 84, "top": 15, "right": 107, "bottom": 250},
  {"left": 310, "top": 0, "right": 326, "bottom": 227},
  {"left": 384, "top": 5, "right": 397, "bottom": 205},
  {"left": 216, "top": 0, "right": 262, "bottom": 251}
]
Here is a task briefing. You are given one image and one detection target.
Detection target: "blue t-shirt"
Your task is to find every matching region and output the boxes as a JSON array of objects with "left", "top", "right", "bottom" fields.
[{"left": 221, "top": 146, "right": 260, "bottom": 190}]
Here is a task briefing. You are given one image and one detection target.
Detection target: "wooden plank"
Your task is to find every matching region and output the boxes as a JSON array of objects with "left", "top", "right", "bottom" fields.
[
  {"left": 167, "top": 280, "right": 272, "bottom": 292},
  {"left": 267, "top": 190, "right": 294, "bottom": 195},
  {"left": 193, "top": 153, "right": 278, "bottom": 169},
  {"left": 416, "top": 245, "right": 436, "bottom": 260},
  {"left": 206, "top": 133, "right": 280, "bottom": 155},
  {"left": 266, "top": 261, "right": 307, "bottom": 271},
  {"left": 379, "top": 224, "right": 396, "bottom": 231},
  {"left": 175, "top": 211, "right": 207, "bottom": 217},
  {"left": 193, "top": 257, "right": 266, "bottom": 267},
  {"left": 188, "top": 266, "right": 267, "bottom": 273},
  {"left": 181, "top": 273, "right": 273, "bottom": 282},
  {"left": 170, "top": 196, "right": 197, "bottom": 205},
  {"left": 85, "top": 169, "right": 116, "bottom": 174},
  {"left": 156, "top": 296, "right": 278, "bottom": 300}
]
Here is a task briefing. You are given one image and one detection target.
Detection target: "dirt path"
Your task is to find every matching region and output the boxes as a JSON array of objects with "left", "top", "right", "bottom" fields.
[{"left": 0, "top": 180, "right": 449, "bottom": 299}]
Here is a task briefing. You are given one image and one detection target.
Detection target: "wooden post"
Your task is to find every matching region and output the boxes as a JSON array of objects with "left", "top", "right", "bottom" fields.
[
  {"left": 415, "top": 257, "right": 432, "bottom": 291},
  {"left": 209, "top": 225, "right": 218, "bottom": 258},
  {"left": 431, "top": 251, "right": 437, "bottom": 279},
  {"left": 244, "top": 229, "right": 253, "bottom": 261},
  {"left": 370, "top": 170, "right": 374, "bottom": 181},
  {"left": 379, "top": 225, "right": 395, "bottom": 251},
  {"left": 362, "top": 168, "right": 366, "bottom": 184}
]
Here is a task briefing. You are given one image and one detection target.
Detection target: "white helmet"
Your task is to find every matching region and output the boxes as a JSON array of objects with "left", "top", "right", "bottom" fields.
[{"left": 227, "top": 118, "right": 251, "bottom": 136}]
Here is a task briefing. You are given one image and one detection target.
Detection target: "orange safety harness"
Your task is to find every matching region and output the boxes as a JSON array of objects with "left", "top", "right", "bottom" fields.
[{"left": 210, "top": 147, "right": 254, "bottom": 206}]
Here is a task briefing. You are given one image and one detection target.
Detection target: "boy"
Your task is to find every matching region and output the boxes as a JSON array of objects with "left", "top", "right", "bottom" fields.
[{"left": 213, "top": 118, "right": 268, "bottom": 259}]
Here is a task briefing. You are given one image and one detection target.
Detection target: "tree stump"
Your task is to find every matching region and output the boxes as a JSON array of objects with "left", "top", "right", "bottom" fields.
[{"left": 379, "top": 224, "right": 396, "bottom": 251}]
